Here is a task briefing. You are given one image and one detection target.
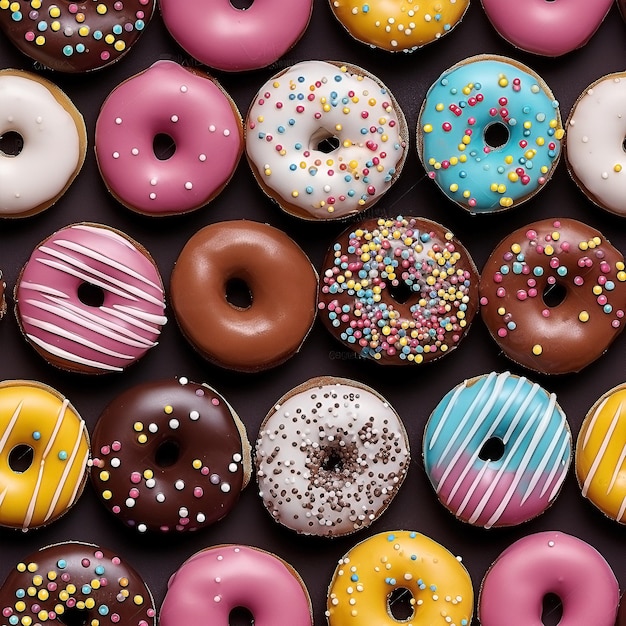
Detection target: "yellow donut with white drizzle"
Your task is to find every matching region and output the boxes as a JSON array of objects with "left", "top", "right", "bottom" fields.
[
  {"left": 0, "top": 380, "right": 90, "bottom": 530},
  {"left": 326, "top": 530, "right": 473, "bottom": 626},
  {"left": 576, "top": 383, "right": 626, "bottom": 523}
]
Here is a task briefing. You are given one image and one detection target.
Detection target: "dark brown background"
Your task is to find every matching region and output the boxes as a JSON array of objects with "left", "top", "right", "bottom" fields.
[{"left": 0, "top": 1, "right": 625, "bottom": 624}]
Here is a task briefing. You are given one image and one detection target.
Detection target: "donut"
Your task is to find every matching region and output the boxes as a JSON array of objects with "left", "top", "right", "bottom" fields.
[
  {"left": 0, "top": 541, "right": 156, "bottom": 625},
  {"left": 245, "top": 60, "right": 408, "bottom": 221},
  {"left": 481, "top": 0, "right": 613, "bottom": 56},
  {"left": 161, "top": 545, "right": 312, "bottom": 626},
  {"left": 479, "top": 218, "right": 626, "bottom": 374},
  {"left": 575, "top": 382, "right": 626, "bottom": 523},
  {"left": 423, "top": 371, "right": 572, "bottom": 528},
  {"left": 478, "top": 531, "right": 620, "bottom": 626},
  {"left": 329, "top": 0, "right": 469, "bottom": 52},
  {"left": 255, "top": 376, "right": 410, "bottom": 537},
  {"left": 318, "top": 216, "right": 479, "bottom": 365},
  {"left": 14, "top": 222, "right": 167, "bottom": 374},
  {"left": 565, "top": 72, "right": 626, "bottom": 217},
  {"left": 170, "top": 220, "right": 318, "bottom": 372},
  {"left": 160, "top": 0, "right": 312, "bottom": 72},
  {"left": 90, "top": 376, "right": 252, "bottom": 533},
  {"left": 326, "top": 530, "right": 474, "bottom": 626},
  {"left": 0, "top": 69, "right": 87, "bottom": 218},
  {"left": 0, "top": 380, "right": 89, "bottom": 530},
  {"left": 417, "top": 54, "right": 563, "bottom": 214},
  {"left": 0, "top": 0, "right": 155, "bottom": 73},
  {"left": 95, "top": 60, "right": 243, "bottom": 217}
]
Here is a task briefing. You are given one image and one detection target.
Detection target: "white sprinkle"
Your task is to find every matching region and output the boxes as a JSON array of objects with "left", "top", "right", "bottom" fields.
[
  {"left": 199, "top": 154, "right": 207, "bottom": 162},
  {"left": 175, "top": 479, "right": 185, "bottom": 490},
  {"left": 169, "top": 419, "right": 180, "bottom": 430},
  {"left": 180, "top": 85, "right": 188, "bottom": 93},
  {"left": 110, "top": 458, "right": 121, "bottom": 468},
  {"left": 223, "top": 129, "right": 230, "bottom": 137},
  {"left": 156, "top": 493, "right": 165, "bottom": 502},
  {"left": 137, "top": 524, "right": 147, "bottom": 532},
  {"left": 209, "top": 125, "right": 216, "bottom": 132},
  {"left": 115, "top": 117, "right": 122, "bottom": 125},
  {"left": 131, "top": 147, "right": 139, "bottom": 156},
  {"left": 185, "top": 182, "right": 193, "bottom": 190},
  {"left": 148, "top": 423, "right": 158, "bottom": 433},
  {"left": 126, "top": 498, "right": 135, "bottom": 508},
  {"left": 171, "top": 115, "right": 179, "bottom": 123},
  {"left": 190, "top": 410, "right": 200, "bottom": 421},
  {"left": 220, "top": 483, "right": 231, "bottom": 493}
]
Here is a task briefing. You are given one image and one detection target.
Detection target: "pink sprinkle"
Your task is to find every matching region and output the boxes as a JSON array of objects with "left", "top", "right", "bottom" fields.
[
  {"left": 497, "top": 328, "right": 508, "bottom": 337},
  {"left": 81, "top": 559, "right": 90, "bottom": 568},
  {"left": 25, "top": 31, "right": 35, "bottom": 42},
  {"left": 131, "top": 472, "right": 141, "bottom": 484},
  {"left": 95, "top": 551, "right": 103, "bottom": 559},
  {"left": 517, "top": 290, "right": 528, "bottom": 301},
  {"left": 100, "top": 51, "right": 110, "bottom": 61},
  {"left": 68, "top": 3, "right": 78, "bottom": 12},
  {"left": 129, "top": 488, "right": 139, "bottom": 498},
  {"left": 574, "top": 276, "right": 584, "bottom": 286},
  {"left": 112, "top": 441, "right": 122, "bottom": 452},
  {"left": 496, "top": 287, "right": 506, "bottom": 298},
  {"left": 112, "top": 557, "right": 121, "bottom": 565},
  {"left": 194, "top": 487, "right": 204, "bottom": 498},
  {"left": 100, "top": 445, "right": 111, "bottom": 455}
]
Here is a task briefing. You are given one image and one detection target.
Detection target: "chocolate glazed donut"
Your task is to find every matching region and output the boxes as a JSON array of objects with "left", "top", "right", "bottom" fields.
[
  {"left": 170, "top": 220, "right": 318, "bottom": 372},
  {"left": 0, "top": 541, "right": 156, "bottom": 626}
]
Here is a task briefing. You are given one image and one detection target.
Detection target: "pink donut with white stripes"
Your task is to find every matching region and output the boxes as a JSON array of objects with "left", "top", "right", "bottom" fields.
[
  {"left": 15, "top": 222, "right": 167, "bottom": 374},
  {"left": 423, "top": 371, "right": 572, "bottom": 528}
]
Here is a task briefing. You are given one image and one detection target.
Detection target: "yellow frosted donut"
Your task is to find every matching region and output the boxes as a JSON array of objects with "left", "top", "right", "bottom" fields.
[
  {"left": 326, "top": 530, "right": 473, "bottom": 626},
  {"left": 328, "top": 0, "right": 469, "bottom": 52},
  {"left": 0, "top": 380, "right": 90, "bottom": 530},
  {"left": 576, "top": 383, "right": 626, "bottom": 523}
]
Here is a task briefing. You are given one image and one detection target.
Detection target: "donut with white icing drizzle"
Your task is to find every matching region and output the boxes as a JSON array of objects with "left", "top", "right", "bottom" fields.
[
  {"left": 255, "top": 376, "right": 410, "bottom": 537},
  {"left": 565, "top": 72, "right": 626, "bottom": 217},
  {"left": 14, "top": 223, "right": 167, "bottom": 374},
  {"left": 0, "top": 69, "right": 86, "bottom": 218},
  {"left": 246, "top": 60, "right": 408, "bottom": 220},
  {"left": 423, "top": 371, "right": 571, "bottom": 528},
  {"left": 95, "top": 61, "right": 243, "bottom": 217},
  {"left": 479, "top": 531, "right": 619, "bottom": 626},
  {"left": 0, "top": 380, "right": 90, "bottom": 530}
]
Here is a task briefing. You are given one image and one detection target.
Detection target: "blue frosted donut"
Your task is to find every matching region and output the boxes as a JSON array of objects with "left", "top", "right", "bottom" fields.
[
  {"left": 423, "top": 371, "right": 571, "bottom": 528},
  {"left": 417, "top": 55, "right": 564, "bottom": 214}
]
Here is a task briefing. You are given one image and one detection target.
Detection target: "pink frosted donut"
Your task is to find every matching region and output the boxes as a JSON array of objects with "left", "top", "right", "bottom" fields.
[
  {"left": 95, "top": 61, "right": 243, "bottom": 216},
  {"left": 481, "top": 0, "right": 613, "bottom": 56},
  {"left": 15, "top": 222, "right": 167, "bottom": 374},
  {"left": 160, "top": 545, "right": 313, "bottom": 626},
  {"left": 160, "top": 0, "right": 313, "bottom": 72},
  {"left": 479, "top": 531, "right": 620, "bottom": 626}
]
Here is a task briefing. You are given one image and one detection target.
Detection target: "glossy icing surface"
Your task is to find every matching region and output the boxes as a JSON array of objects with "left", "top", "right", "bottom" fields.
[
  {"left": 478, "top": 531, "right": 619, "bottom": 626},
  {"left": 423, "top": 372, "right": 571, "bottom": 528},
  {"left": 0, "top": 381, "right": 89, "bottom": 530},
  {"left": 246, "top": 61, "right": 407, "bottom": 220},
  {"left": 318, "top": 216, "right": 479, "bottom": 364},
  {"left": 160, "top": 545, "right": 313, "bottom": 626},
  {"left": 479, "top": 218, "right": 626, "bottom": 374},
  {"left": 95, "top": 61, "right": 243, "bottom": 216},
  {"left": 329, "top": 0, "right": 469, "bottom": 52},
  {"left": 15, "top": 223, "right": 167, "bottom": 374},
  {"left": 160, "top": 0, "right": 313, "bottom": 72},
  {"left": 170, "top": 220, "right": 318, "bottom": 372},
  {"left": 0, "top": 0, "right": 155, "bottom": 72},
  {"left": 91, "top": 377, "right": 249, "bottom": 533},
  {"left": 418, "top": 55, "right": 563, "bottom": 214},
  {"left": 0, "top": 542, "right": 156, "bottom": 625},
  {"left": 566, "top": 72, "right": 626, "bottom": 217},
  {"left": 326, "top": 530, "right": 473, "bottom": 626},
  {"left": 0, "top": 71, "right": 83, "bottom": 217},
  {"left": 481, "top": 0, "right": 613, "bottom": 56},
  {"left": 256, "top": 377, "right": 409, "bottom": 537},
  {"left": 576, "top": 383, "right": 626, "bottom": 523}
]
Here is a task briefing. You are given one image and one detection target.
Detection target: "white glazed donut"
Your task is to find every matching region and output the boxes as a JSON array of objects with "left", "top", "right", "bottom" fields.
[
  {"left": 245, "top": 60, "right": 408, "bottom": 220},
  {"left": 566, "top": 72, "right": 626, "bottom": 217},
  {"left": 0, "top": 69, "right": 86, "bottom": 218},
  {"left": 255, "top": 376, "right": 410, "bottom": 537}
]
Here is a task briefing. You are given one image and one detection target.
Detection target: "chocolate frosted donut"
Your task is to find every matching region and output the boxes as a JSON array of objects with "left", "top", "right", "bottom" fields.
[
  {"left": 318, "top": 216, "right": 479, "bottom": 364},
  {"left": 91, "top": 376, "right": 251, "bottom": 533},
  {"left": 479, "top": 218, "right": 626, "bottom": 374},
  {"left": 0, "top": 1, "right": 155, "bottom": 73},
  {"left": 617, "top": 597, "right": 626, "bottom": 626},
  {"left": 0, "top": 541, "right": 156, "bottom": 626},
  {"left": 170, "top": 220, "right": 318, "bottom": 372}
]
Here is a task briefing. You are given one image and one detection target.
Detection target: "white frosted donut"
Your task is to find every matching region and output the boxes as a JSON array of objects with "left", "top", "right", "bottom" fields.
[
  {"left": 566, "top": 72, "right": 626, "bottom": 217},
  {"left": 246, "top": 60, "right": 408, "bottom": 220},
  {"left": 0, "top": 69, "right": 86, "bottom": 218},
  {"left": 255, "top": 376, "right": 410, "bottom": 537}
]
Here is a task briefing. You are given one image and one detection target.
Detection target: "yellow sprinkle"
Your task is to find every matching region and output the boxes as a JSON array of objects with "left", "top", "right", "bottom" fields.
[
  {"left": 511, "top": 243, "right": 521, "bottom": 254},
  {"left": 137, "top": 434, "right": 147, "bottom": 444},
  {"left": 499, "top": 197, "right": 513, "bottom": 207},
  {"left": 435, "top": 103, "right": 444, "bottom": 111},
  {"left": 424, "top": 124, "right": 433, "bottom": 133},
  {"left": 551, "top": 231, "right": 560, "bottom": 241},
  {"left": 508, "top": 172, "right": 519, "bottom": 182},
  {"left": 99, "top": 471, "right": 109, "bottom": 481},
  {"left": 593, "top": 285, "right": 603, "bottom": 296},
  {"left": 544, "top": 245, "right": 554, "bottom": 256},
  {"left": 102, "top": 490, "right": 112, "bottom": 500},
  {"left": 35, "top": 35, "right": 45, "bottom": 45},
  {"left": 555, "top": 128, "right": 565, "bottom": 140},
  {"left": 15, "top": 601, "right": 26, "bottom": 612},
  {"left": 498, "top": 75, "right": 509, "bottom": 87},
  {"left": 614, "top": 164, "right": 622, "bottom": 172},
  {"left": 133, "top": 421, "right": 143, "bottom": 432},
  {"left": 449, "top": 183, "right": 459, "bottom": 192},
  {"left": 291, "top": 190, "right": 299, "bottom": 198},
  {"left": 532, "top": 344, "right": 543, "bottom": 356},
  {"left": 96, "top": 3, "right": 107, "bottom": 13},
  {"left": 49, "top": 6, "right": 60, "bottom": 17},
  {"left": 579, "top": 241, "right": 588, "bottom": 251},
  {"left": 579, "top": 311, "right": 590, "bottom": 323},
  {"left": 504, "top": 155, "right": 513, "bottom": 164},
  {"left": 133, "top": 595, "right": 144, "bottom": 606},
  {"left": 536, "top": 137, "right": 545, "bottom": 146}
]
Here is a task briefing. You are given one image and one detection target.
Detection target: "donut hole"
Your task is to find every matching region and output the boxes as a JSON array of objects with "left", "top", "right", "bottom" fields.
[
  {"left": 8, "top": 444, "right": 34, "bottom": 473},
  {"left": 321, "top": 447, "right": 345, "bottom": 473},
  {"left": 58, "top": 607, "right": 90, "bottom": 626},
  {"left": 541, "top": 592, "right": 563, "bottom": 626},
  {"left": 78, "top": 282, "right": 106, "bottom": 308},
  {"left": 387, "top": 280, "right": 413, "bottom": 305},
  {"left": 0, "top": 130, "right": 24, "bottom": 157},
  {"left": 483, "top": 122, "right": 510, "bottom": 151},
  {"left": 225, "top": 277, "right": 253, "bottom": 310},
  {"left": 542, "top": 281, "right": 567, "bottom": 308},
  {"left": 153, "top": 133, "right": 176, "bottom": 161},
  {"left": 387, "top": 587, "right": 415, "bottom": 621},
  {"left": 478, "top": 437, "right": 505, "bottom": 462},
  {"left": 310, "top": 127, "right": 341, "bottom": 154},
  {"left": 154, "top": 439, "right": 181, "bottom": 468},
  {"left": 622, "top": 135, "right": 626, "bottom": 153},
  {"left": 228, "top": 606, "right": 254, "bottom": 625},
  {"left": 230, "top": 0, "right": 254, "bottom": 9}
]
